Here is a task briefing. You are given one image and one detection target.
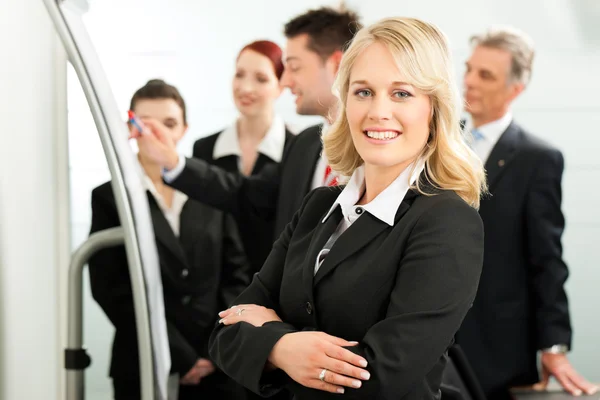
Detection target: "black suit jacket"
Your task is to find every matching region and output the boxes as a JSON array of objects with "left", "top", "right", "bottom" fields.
[
  {"left": 457, "top": 121, "right": 572, "bottom": 398},
  {"left": 88, "top": 181, "right": 252, "bottom": 383},
  {"left": 208, "top": 184, "right": 484, "bottom": 400},
  {"left": 168, "top": 124, "right": 323, "bottom": 241},
  {"left": 192, "top": 128, "right": 294, "bottom": 273}
]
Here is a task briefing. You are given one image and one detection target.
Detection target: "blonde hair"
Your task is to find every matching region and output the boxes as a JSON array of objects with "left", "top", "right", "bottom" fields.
[
  {"left": 470, "top": 25, "right": 535, "bottom": 86},
  {"left": 323, "top": 17, "right": 487, "bottom": 209}
]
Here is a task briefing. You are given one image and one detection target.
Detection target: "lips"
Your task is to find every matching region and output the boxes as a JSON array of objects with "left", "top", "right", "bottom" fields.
[{"left": 238, "top": 97, "right": 255, "bottom": 106}]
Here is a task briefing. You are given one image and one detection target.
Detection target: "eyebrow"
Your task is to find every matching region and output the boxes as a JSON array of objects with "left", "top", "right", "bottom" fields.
[
  {"left": 350, "top": 79, "right": 412, "bottom": 86},
  {"left": 466, "top": 62, "right": 497, "bottom": 77},
  {"left": 284, "top": 56, "right": 299, "bottom": 63}
]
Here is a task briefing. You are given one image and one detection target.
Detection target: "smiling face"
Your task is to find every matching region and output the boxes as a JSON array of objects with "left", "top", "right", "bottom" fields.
[
  {"left": 232, "top": 49, "right": 282, "bottom": 118},
  {"left": 346, "top": 41, "right": 431, "bottom": 175},
  {"left": 279, "top": 34, "right": 340, "bottom": 117}
]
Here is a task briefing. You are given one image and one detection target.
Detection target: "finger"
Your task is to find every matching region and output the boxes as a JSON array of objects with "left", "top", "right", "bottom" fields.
[
  {"left": 309, "top": 378, "right": 345, "bottom": 394},
  {"left": 220, "top": 305, "right": 255, "bottom": 320},
  {"left": 196, "top": 359, "right": 213, "bottom": 367},
  {"left": 321, "top": 368, "right": 364, "bottom": 389},
  {"left": 141, "top": 118, "right": 171, "bottom": 144},
  {"left": 219, "top": 313, "right": 248, "bottom": 325},
  {"left": 218, "top": 305, "right": 255, "bottom": 318},
  {"left": 127, "top": 125, "right": 141, "bottom": 140},
  {"left": 321, "top": 333, "right": 360, "bottom": 348},
  {"left": 532, "top": 369, "right": 550, "bottom": 391},
  {"left": 180, "top": 376, "right": 192, "bottom": 384},
  {"left": 564, "top": 369, "right": 599, "bottom": 395},
  {"left": 553, "top": 370, "right": 583, "bottom": 396},
  {"left": 325, "top": 342, "right": 368, "bottom": 368},
  {"left": 323, "top": 355, "right": 371, "bottom": 381}
]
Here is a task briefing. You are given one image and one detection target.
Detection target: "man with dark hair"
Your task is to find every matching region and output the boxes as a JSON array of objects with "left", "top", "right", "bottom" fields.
[
  {"left": 284, "top": 6, "right": 360, "bottom": 58},
  {"left": 277, "top": 7, "right": 359, "bottom": 121},
  {"left": 137, "top": 6, "right": 363, "bottom": 242}
]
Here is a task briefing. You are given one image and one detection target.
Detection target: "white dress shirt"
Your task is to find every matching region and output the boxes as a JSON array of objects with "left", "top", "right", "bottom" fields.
[
  {"left": 314, "top": 160, "right": 425, "bottom": 275},
  {"left": 311, "top": 121, "right": 331, "bottom": 190},
  {"left": 212, "top": 114, "right": 287, "bottom": 168},
  {"left": 464, "top": 111, "right": 513, "bottom": 163},
  {"left": 143, "top": 174, "right": 188, "bottom": 236}
]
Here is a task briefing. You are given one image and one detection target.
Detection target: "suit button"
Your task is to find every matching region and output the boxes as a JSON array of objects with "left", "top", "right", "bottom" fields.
[
  {"left": 355, "top": 207, "right": 363, "bottom": 215},
  {"left": 181, "top": 295, "right": 191, "bottom": 305},
  {"left": 306, "top": 302, "right": 313, "bottom": 315},
  {"left": 180, "top": 269, "right": 189, "bottom": 278}
]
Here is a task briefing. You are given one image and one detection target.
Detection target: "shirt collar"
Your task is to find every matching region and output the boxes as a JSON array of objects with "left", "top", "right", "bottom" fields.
[
  {"left": 321, "top": 120, "right": 330, "bottom": 136},
  {"left": 322, "top": 159, "right": 425, "bottom": 226},
  {"left": 141, "top": 170, "right": 188, "bottom": 211},
  {"left": 467, "top": 111, "right": 513, "bottom": 144},
  {"left": 213, "top": 114, "right": 287, "bottom": 162}
]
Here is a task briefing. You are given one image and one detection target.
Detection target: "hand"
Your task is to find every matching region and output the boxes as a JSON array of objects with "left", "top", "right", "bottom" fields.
[
  {"left": 132, "top": 117, "right": 179, "bottom": 170},
  {"left": 532, "top": 353, "right": 598, "bottom": 396},
  {"left": 268, "top": 331, "right": 370, "bottom": 394},
  {"left": 180, "top": 358, "right": 216, "bottom": 385},
  {"left": 218, "top": 304, "right": 282, "bottom": 327}
]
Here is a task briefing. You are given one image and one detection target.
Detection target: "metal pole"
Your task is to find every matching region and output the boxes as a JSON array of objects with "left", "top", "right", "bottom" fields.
[
  {"left": 41, "top": 1, "right": 162, "bottom": 399},
  {"left": 64, "top": 227, "right": 125, "bottom": 400}
]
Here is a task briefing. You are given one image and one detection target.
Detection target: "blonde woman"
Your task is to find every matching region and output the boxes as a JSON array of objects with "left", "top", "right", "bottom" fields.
[{"left": 208, "top": 17, "right": 487, "bottom": 400}]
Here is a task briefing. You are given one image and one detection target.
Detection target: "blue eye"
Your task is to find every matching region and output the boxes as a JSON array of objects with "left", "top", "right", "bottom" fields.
[{"left": 355, "top": 89, "right": 371, "bottom": 98}]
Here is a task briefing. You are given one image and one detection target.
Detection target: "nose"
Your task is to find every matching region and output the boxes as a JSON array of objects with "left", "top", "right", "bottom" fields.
[
  {"left": 237, "top": 78, "right": 254, "bottom": 94},
  {"left": 280, "top": 68, "right": 293, "bottom": 90},
  {"left": 367, "top": 96, "right": 392, "bottom": 121},
  {"left": 464, "top": 69, "right": 477, "bottom": 89}
]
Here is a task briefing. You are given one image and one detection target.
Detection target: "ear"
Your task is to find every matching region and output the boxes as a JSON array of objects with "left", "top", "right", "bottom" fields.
[
  {"left": 507, "top": 82, "right": 525, "bottom": 102},
  {"left": 327, "top": 50, "right": 344, "bottom": 75}
]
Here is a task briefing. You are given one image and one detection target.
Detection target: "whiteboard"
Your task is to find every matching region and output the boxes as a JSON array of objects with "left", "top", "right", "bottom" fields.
[{"left": 44, "top": 0, "right": 172, "bottom": 398}]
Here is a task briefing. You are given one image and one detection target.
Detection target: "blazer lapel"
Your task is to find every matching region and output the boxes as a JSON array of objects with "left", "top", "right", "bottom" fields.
[
  {"left": 303, "top": 206, "right": 343, "bottom": 302},
  {"left": 485, "top": 122, "right": 521, "bottom": 192},
  {"left": 251, "top": 153, "right": 271, "bottom": 175},
  {"left": 147, "top": 194, "right": 189, "bottom": 269},
  {"left": 395, "top": 189, "right": 418, "bottom": 222},
  {"left": 313, "top": 186, "right": 420, "bottom": 287},
  {"left": 313, "top": 212, "right": 389, "bottom": 287}
]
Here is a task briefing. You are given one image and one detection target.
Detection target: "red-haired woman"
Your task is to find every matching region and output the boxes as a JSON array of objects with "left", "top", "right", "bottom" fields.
[{"left": 192, "top": 40, "right": 295, "bottom": 275}]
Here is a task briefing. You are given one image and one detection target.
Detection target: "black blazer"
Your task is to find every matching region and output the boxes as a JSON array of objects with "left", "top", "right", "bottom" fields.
[
  {"left": 168, "top": 124, "right": 323, "bottom": 240},
  {"left": 456, "top": 121, "right": 572, "bottom": 398},
  {"left": 192, "top": 127, "right": 294, "bottom": 273},
  {"left": 88, "top": 181, "right": 252, "bottom": 384},
  {"left": 208, "top": 184, "right": 484, "bottom": 400}
]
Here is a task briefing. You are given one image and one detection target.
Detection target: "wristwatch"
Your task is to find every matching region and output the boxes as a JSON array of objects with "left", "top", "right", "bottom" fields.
[{"left": 541, "top": 344, "right": 569, "bottom": 354}]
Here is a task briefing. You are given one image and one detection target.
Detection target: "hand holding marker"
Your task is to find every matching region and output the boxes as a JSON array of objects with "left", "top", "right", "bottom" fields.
[{"left": 127, "top": 110, "right": 148, "bottom": 138}]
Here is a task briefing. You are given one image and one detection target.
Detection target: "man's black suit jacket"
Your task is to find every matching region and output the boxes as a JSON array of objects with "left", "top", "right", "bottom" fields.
[
  {"left": 457, "top": 121, "right": 572, "bottom": 399},
  {"left": 208, "top": 184, "right": 484, "bottom": 400},
  {"left": 167, "top": 124, "right": 323, "bottom": 241},
  {"left": 191, "top": 127, "right": 294, "bottom": 273}
]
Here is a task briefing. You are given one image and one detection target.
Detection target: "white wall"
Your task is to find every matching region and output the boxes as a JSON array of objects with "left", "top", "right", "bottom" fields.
[
  {"left": 0, "top": 1, "right": 69, "bottom": 399},
  {"left": 65, "top": 1, "right": 600, "bottom": 399}
]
